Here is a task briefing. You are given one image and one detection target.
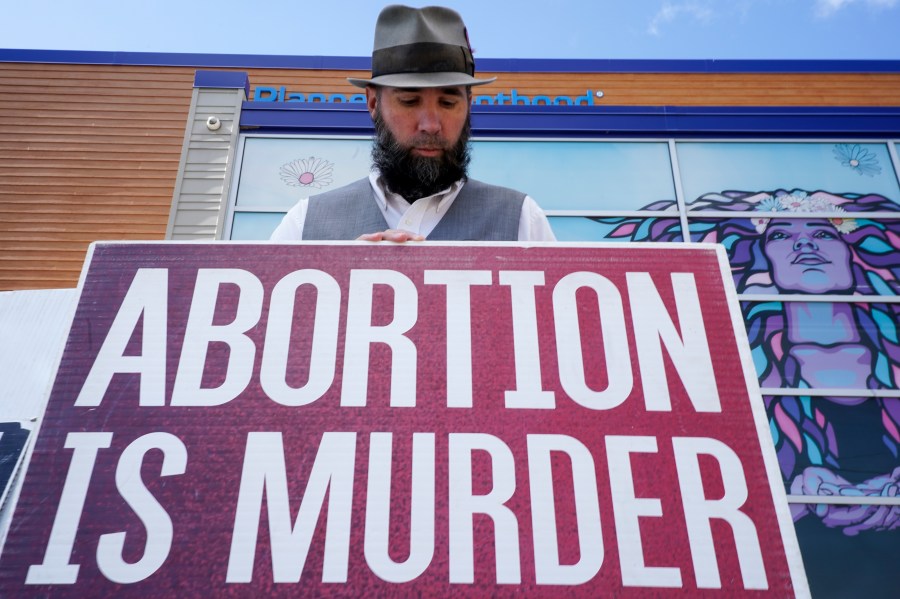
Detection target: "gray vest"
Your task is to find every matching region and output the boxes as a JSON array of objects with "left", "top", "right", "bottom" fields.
[{"left": 302, "top": 178, "right": 525, "bottom": 241}]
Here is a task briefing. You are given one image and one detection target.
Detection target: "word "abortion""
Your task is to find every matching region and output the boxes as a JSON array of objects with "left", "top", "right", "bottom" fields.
[{"left": 74, "top": 268, "right": 720, "bottom": 413}]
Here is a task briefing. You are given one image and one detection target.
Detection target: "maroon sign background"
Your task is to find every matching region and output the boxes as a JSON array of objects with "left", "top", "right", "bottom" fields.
[{"left": 0, "top": 242, "right": 805, "bottom": 596}]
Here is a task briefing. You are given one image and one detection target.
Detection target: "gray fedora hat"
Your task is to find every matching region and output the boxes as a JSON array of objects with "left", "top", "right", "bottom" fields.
[{"left": 348, "top": 5, "right": 496, "bottom": 88}]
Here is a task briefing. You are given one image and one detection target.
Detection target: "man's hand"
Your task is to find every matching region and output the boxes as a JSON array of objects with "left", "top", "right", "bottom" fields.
[{"left": 357, "top": 229, "right": 425, "bottom": 242}]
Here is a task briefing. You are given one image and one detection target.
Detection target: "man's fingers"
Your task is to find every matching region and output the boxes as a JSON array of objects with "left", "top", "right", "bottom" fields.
[
  {"left": 356, "top": 229, "right": 425, "bottom": 242},
  {"left": 387, "top": 230, "right": 425, "bottom": 242}
]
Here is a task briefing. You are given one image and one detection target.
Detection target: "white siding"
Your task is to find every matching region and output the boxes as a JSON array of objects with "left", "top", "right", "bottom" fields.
[{"left": 166, "top": 87, "right": 245, "bottom": 240}]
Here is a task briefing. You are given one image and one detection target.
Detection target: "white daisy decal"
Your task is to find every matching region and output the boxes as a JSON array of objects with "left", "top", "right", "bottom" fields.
[
  {"left": 280, "top": 157, "right": 334, "bottom": 189},
  {"left": 832, "top": 144, "right": 881, "bottom": 177}
]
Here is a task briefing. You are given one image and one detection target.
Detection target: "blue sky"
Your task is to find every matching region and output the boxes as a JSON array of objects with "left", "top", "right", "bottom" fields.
[{"left": 2, "top": 0, "right": 899, "bottom": 60}]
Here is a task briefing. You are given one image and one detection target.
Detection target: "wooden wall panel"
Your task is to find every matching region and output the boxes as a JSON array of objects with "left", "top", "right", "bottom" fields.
[
  {"left": 0, "top": 63, "right": 194, "bottom": 290},
  {"left": 1, "top": 60, "right": 898, "bottom": 290}
]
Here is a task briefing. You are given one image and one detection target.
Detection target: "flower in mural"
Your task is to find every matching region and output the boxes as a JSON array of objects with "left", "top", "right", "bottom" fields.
[
  {"left": 828, "top": 206, "right": 859, "bottom": 234},
  {"left": 752, "top": 189, "right": 859, "bottom": 233},
  {"left": 280, "top": 157, "right": 334, "bottom": 189},
  {"left": 757, "top": 195, "right": 785, "bottom": 212},
  {"left": 751, "top": 216, "right": 771, "bottom": 234},
  {"left": 779, "top": 191, "right": 832, "bottom": 213},
  {"left": 833, "top": 144, "right": 881, "bottom": 177}
]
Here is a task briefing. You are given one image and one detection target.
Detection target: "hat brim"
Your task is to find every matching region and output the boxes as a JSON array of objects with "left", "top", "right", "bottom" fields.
[{"left": 348, "top": 71, "right": 496, "bottom": 89}]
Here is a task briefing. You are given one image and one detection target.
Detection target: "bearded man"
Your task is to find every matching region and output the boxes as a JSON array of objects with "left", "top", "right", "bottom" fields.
[{"left": 270, "top": 5, "right": 555, "bottom": 242}]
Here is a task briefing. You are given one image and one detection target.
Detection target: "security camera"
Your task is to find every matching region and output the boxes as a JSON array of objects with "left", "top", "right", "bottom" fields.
[{"left": 206, "top": 116, "right": 222, "bottom": 131}]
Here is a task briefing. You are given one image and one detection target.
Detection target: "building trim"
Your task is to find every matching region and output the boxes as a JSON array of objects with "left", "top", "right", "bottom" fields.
[
  {"left": 239, "top": 102, "right": 900, "bottom": 138},
  {"left": 3, "top": 48, "right": 900, "bottom": 74}
]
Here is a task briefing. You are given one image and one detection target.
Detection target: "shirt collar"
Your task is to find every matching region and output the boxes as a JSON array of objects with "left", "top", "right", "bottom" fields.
[{"left": 369, "top": 170, "right": 465, "bottom": 212}]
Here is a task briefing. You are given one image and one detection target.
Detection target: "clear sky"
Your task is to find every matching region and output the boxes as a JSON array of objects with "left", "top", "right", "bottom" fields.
[{"left": 2, "top": 0, "right": 899, "bottom": 60}]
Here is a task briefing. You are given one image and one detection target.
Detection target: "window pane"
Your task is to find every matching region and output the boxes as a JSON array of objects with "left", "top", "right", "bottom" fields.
[
  {"left": 765, "top": 392, "right": 900, "bottom": 597},
  {"left": 549, "top": 216, "right": 682, "bottom": 242},
  {"left": 741, "top": 301, "right": 900, "bottom": 390},
  {"left": 468, "top": 141, "right": 676, "bottom": 211},
  {"left": 231, "top": 212, "right": 285, "bottom": 240},
  {"left": 676, "top": 142, "right": 900, "bottom": 211},
  {"left": 689, "top": 217, "right": 900, "bottom": 295},
  {"left": 765, "top": 395, "right": 900, "bottom": 489},
  {"left": 793, "top": 513, "right": 900, "bottom": 598},
  {"left": 235, "top": 137, "right": 372, "bottom": 209}
]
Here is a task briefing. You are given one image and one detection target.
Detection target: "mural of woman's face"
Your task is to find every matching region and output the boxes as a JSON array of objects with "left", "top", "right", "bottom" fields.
[{"left": 763, "top": 219, "right": 853, "bottom": 293}]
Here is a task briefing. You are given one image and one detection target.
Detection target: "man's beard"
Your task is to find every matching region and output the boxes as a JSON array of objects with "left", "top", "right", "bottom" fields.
[{"left": 371, "top": 112, "right": 471, "bottom": 202}]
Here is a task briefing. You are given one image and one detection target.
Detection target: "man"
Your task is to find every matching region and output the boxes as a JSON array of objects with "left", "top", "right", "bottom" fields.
[{"left": 270, "top": 5, "right": 555, "bottom": 242}]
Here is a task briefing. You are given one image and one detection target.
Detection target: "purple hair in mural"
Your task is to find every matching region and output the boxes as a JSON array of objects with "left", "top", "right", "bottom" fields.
[{"left": 594, "top": 189, "right": 900, "bottom": 535}]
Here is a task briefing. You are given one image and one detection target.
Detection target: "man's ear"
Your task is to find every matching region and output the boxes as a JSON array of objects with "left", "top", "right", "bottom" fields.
[{"left": 366, "top": 86, "right": 378, "bottom": 118}]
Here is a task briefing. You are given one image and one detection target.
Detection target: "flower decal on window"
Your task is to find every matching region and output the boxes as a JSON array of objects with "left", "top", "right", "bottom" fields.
[
  {"left": 280, "top": 157, "right": 334, "bottom": 189},
  {"left": 833, "top": 144, "right": 881, "bottom": 177}
]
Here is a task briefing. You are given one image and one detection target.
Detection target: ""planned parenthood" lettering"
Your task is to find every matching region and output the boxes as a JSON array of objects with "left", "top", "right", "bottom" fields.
[{"left": 252, "top": 86, "right": 602, "bottom": 106}]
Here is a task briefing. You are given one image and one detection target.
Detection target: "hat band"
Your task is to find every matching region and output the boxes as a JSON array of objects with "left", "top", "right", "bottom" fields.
[{"left": 372, "top": 42, "right": 475, "bottom": 79}]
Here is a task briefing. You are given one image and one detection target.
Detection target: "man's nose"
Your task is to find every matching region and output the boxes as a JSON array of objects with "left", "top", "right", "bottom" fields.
[{"left": 417, "top": 106, "right": 441, "bottom": 134}]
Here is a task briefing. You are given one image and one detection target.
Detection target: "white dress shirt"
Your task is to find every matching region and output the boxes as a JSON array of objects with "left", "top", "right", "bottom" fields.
[{"left": 269, "top": 172, "right": 556, "bottom": 241}]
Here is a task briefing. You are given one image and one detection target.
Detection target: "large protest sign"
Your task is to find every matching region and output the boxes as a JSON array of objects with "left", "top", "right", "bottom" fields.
[{"left": 0, "top": 242, "right": 807, "bottom": 596}]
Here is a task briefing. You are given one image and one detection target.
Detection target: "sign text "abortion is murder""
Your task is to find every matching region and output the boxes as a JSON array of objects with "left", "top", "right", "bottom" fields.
[{"left": 2, "top": 242, "right": 805, "bottom": 597}]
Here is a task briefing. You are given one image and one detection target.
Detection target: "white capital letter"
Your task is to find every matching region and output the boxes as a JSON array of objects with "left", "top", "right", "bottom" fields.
[
  {"left": 75, "top": 269, "right": 168, "bottom": 407},
  {"left": 96, "top": 432, "right": 187, "bottom": 583},
  {"left": 26, "top": 432, "right": 113, "bottom": 584},
  {"left": 627, "top": 273, "right": 720, "bottom": 412},
  {"left": 448, "top": 433, "right": 520, "bottom": 584},
  {"left": 261, "top": 269, "right": 340, "bottom": 406},
  {"left": 527, "top": 434, "right": 603, "bottom": 585},
  {"left": 342, "top": 270, "right": 418, "bottom": 407},
  {"left": 364, "top": 433, "right": 435, "bottom": 582},
  {"left": 424, "top": 270, "right": 492, "bottom": 408},
  {"left": 606, "top": 435, "right": 681, "bottom": 588},
  {"left": 553, "top": 272, "right": 632, "bottom": 410},
  {"left": 227, "top": 432, "right": 356, "bottom": 583},
  {"left": 171, "top": 269, "right": 263, "bottom": 406},
  {"left": 499, "top": 271, "right": 554, "bottom": 409},
  {"left": 672, "top": 437, "right": 766, "bottom": 590}
]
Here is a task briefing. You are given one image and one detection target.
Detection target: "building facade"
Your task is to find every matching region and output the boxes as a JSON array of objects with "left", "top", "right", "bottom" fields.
[{"left": 2, "top": 50, "right": 899, "bottom": 596}]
